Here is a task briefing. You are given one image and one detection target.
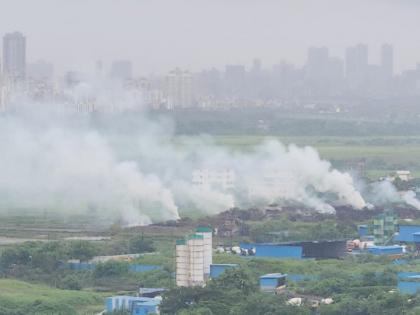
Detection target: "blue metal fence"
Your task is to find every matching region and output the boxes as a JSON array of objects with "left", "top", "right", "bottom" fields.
[{"left": 68, "top": 262, "right": 162, "bottom": 273}]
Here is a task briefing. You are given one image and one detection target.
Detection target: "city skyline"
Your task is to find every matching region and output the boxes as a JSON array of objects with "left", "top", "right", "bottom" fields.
[
  {"left": 3, "top": 29, "right": 420, "bottom": 111},
  {"left": 0, "top": 0, "right": 420, "bottom": 75},
  {"left": 0, "top": 30, "right": 415, "bottom": 78}
]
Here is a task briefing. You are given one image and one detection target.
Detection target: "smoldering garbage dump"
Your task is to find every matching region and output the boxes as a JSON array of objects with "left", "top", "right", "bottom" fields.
[{"left": 0, "top": 93, "right": 418, "bottom": 226}]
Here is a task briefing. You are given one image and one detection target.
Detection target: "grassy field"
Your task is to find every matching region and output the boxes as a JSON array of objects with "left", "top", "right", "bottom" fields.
[{"left": 0, "top": 279, "right": 105, "bottom": 314}]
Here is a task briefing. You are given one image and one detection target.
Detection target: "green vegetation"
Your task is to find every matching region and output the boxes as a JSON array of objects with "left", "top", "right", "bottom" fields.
[
  {"left": 3, "top": 206, "right": 420, "bottom": 314},
  {"left": 246, "top": 217, "right": 357, "bottom": 243},
  {"left": 160, "top": 267, "right": 420, "bottom": 315},
  {"left": 0, "top": 279, "right": 103, "bottom": 315}
]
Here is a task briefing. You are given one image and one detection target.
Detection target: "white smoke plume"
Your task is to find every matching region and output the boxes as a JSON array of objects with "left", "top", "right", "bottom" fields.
[
  {"left": 402, "top": 191, "right": 420, "bottom": 210},
  {"left": 368, "top": 180, "right": 420, "bottom": 210},
  {"left": 0, "top": 83, "right": 371, "bottom": 224}
]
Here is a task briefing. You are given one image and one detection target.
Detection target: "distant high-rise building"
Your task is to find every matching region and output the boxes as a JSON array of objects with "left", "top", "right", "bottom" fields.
[
  {"left": 345, "top": 44, "right": 369, "bottom": 93},
  {"left": 2, "top": 32, "right": 26, "bottom": 82},
  {"left": 195, "top": 68, "right": 222, "bottom": 98},
  {"left": 165, "top": 68, "right": 193, "bottom": 109},
  {"left": 27, "top": 60, "right": 54, "bottom": 81},
  {"left": 251, "top": 58, "right": 262, "bottom": 73},
  {"left": 95, "top": 60, "right": 104, "bottom": 78},
  {"left": 381, "top": 44, "right": 394, "bottom": 79},
  {"left": 64, "top": 71, "right": 82, "bottom": 88},
  {"left": 109, "top": 60, "right": 132, "bottom": 81},
  {"left": 305, "top": 47, "right": 329, "bottom": 82},
  {"left": 307, "top": 47, "right": 329, "bottom": 67},
  {"left": 305, "top": 47, "right": 344, "bottom": 96},
  {"left": 224, "top": 64, "right": 246, "bottom": 96}
]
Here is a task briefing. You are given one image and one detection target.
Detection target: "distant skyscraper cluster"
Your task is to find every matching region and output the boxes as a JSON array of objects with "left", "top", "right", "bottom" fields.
[{"left": 2, "top": 31, "right": 420, "bottom": 111}]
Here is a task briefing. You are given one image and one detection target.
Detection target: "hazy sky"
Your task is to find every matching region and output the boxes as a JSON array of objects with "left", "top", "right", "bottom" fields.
[{"left": 1, "top": 0, "right": 419, "bottom": 76}]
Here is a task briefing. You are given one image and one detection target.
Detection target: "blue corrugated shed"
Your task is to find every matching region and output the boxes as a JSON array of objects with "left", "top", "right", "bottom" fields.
[
  {"left": 210, "top": 264, "right": 238, "bottom": 278},
  {"left": 358, "top": 225, "right": 368, "bottom": 237},
  {"left": 106, "top": 296, "right": 160, "bottom": 315},
  {"left": 413, "top": 233, "right": 420, "bottom": 243},
  {"left": 68, "top": 262, "right": 95, "bottom": 271},
  {"left": 68, "top": 263, "right": 162, "bottom": 273},
  {"left": 259, "top": 273, "right": 287, "bottom": 292},
  {"left": 129, "top": 264, "right": 162, "bottom": 273},
  {"left": 398, "top": 272, "right": 420, "bottom": 279},
  {"left": 132, "top": 299, "right": 160, "bottom": 315},
  {"left": 240, "top": 243, "right": 303, "bottom": 259},
  {"left": 398, "top": 281, "right": 420, "bottom": 294},
  {"left": 394, "top": 225, "right": 420, "bottom": 242},
  {"left": 287, "top": 274, "right": 318, "bottom": 282},
  {"left": 367, "top": 245, "right": 403, "bottom": 255},
  {"left": 398, "top": 274, "right": 420, "bottom": 294}
]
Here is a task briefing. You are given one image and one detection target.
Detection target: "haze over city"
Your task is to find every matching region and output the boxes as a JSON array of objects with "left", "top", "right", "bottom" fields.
[
  {"left": 3, "top": 1, "right": 420, "bottom": 314},
  {"left": 1, "top": 0, "right": 420, "bottom": 75}
]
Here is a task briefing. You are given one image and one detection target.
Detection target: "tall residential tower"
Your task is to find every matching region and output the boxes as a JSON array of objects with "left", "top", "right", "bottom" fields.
[{"left": 2, "top": 32, "right": 26, "bottom": 83}]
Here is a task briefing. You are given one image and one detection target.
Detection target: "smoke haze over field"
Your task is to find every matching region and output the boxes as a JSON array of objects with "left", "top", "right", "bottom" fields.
[{"left": 0, "top": 84, "right": 389, "bottom": 224}]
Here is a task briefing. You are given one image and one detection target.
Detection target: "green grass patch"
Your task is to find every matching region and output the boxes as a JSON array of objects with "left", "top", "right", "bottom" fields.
[{"left": 0, "top": 279, "right": 104, "bottom": 315}]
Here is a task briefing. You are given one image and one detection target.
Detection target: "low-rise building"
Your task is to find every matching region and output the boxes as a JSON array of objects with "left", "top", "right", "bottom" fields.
[
  {"left": 105, "top": 296, "right": 160, "bottom": 315},
  {"left": 398, "top": 273, "right": 420, "bottom": 294},
  {"left": 395, "top": 171, "right": 413, "bottom": 182},
  {"left": 259, "top": 273, "right": 287, "bottom": 293}
]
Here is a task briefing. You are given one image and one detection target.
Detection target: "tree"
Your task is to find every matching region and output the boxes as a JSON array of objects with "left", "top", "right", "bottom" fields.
[
  {"left": 0, "top": 247, "right": 31, "bottom": 269},
  {"left": 31, "top": 241, "right": 68, "bottom": 271},
  {"left": 68, "top": 241, "right": 97, "bottom": 262},
  {"left": 160, "top": 287, "right": 224, "bottom": 314},
  {"left": 58, "top": 274, "right": 82, "bottom": 290},
  {"left": 93, "top": 261, "right": 129, "bottom": 278},
  {"left": 128, "top": 235, "right": 155, "bottom": 254},
  {"left": 209, "top": 268, "right": 257, "bottom": 294}
]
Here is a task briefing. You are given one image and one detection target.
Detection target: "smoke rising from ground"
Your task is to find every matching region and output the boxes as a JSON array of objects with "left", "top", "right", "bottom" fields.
[
  {"left": 0, "top": 84, "right": 418, "bottom": 225},
  {"left": 369, "top": 181, "right": 420, "bottom": 210}
]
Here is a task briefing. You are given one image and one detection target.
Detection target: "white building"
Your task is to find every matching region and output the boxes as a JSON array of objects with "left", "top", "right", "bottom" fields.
[
  {"left": 395, "top": 171, "right": 412, "bottom": 182},
  {"left": 176, "top": 227, "right": 213, "bottom": 287},
  {"left": 165, "top": 68, "right": 193, "bottom": 109},
  {"left": 249, "top": 170, "right": 296, "bottom": 201},
  {"left": 192, "top": 169, "right": 235, "bottom": 191}
]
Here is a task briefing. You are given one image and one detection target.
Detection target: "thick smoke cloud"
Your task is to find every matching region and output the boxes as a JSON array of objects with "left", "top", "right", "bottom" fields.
[
  {"left": 1, "top": 83, "right": 416, "bottom": 225},
  {"left": 0, "top": 109, "right": 179, "bottom": 226}
]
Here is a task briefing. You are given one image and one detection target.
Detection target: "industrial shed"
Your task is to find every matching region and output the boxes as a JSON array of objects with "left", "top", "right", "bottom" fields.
[
  {"left": 295, "top": 240, "right": 347, "bottom": 259},
  {"left": 358, "top": 225, "right": 369, "bottom": 237},
  {"left": 106, "top": 296, "right": 160, "bottom": 315},
  {"left": 240, "top": 240, "right": 347, "bottom": 259},
  {"left": 398, "top": 273, "right": 420, "bottom": 294},
  {"left": 394, "top": 225, "right": 420, "bottom": 243},
  {"left": 259, "top": 273, "right": 287, "bottom": 293},
  {"left": 367, "top": 245, "right": 403, "bottom": 255},
  {"left": 240, "top": 243, "right": 303, "bottom": 259}
]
